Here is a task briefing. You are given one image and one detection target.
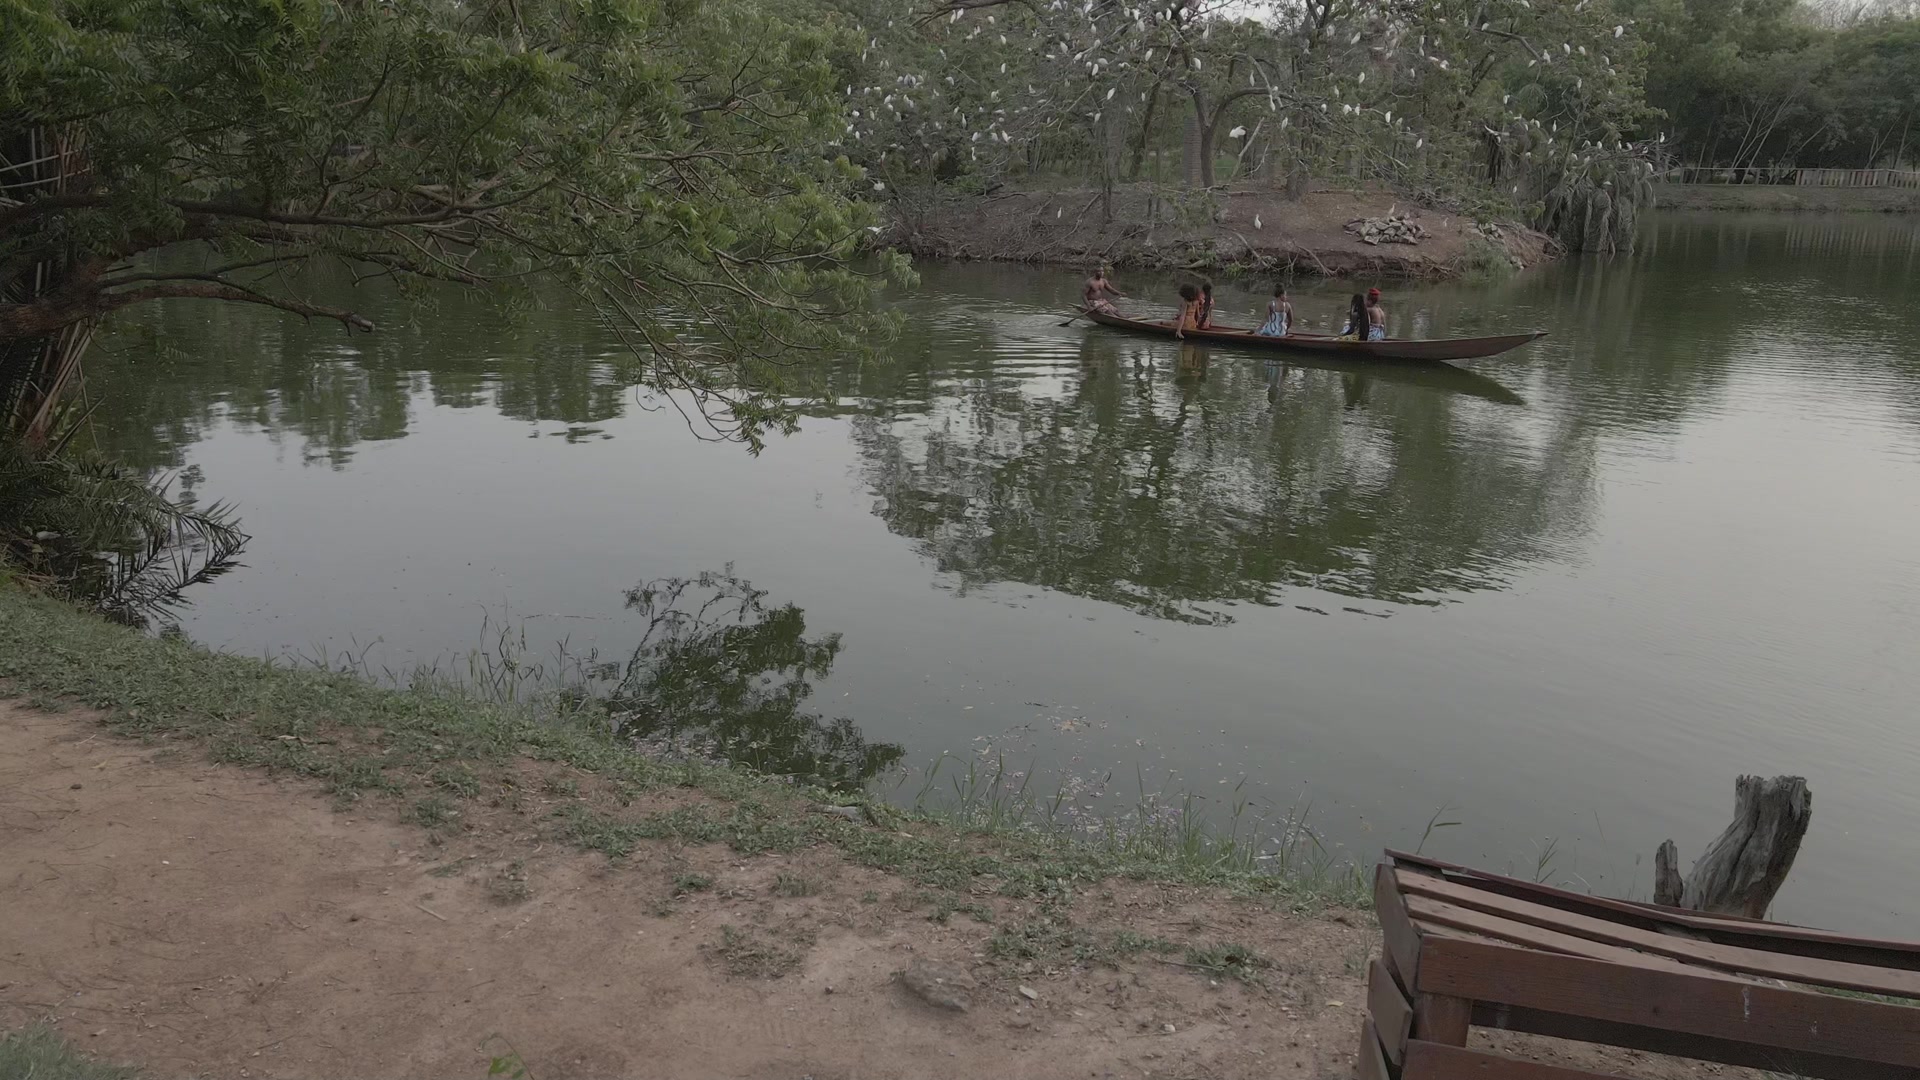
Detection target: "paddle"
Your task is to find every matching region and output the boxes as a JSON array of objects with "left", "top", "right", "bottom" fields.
[{"left": 1058, "top": 307, "right": 1093, "bottom": 326}]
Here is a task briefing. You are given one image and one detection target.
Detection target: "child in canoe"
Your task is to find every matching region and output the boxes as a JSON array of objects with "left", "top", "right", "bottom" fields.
[{"left": 1173, "top": 284, "right": 1204, "bottom": 338}]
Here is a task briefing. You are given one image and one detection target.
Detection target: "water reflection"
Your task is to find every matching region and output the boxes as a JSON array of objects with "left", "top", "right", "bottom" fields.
[
  {"left": 78, "top": 214, "right": 1920, "bottom": 627},
  {"left": 66, "top": 214, "right": 1920, "bottom": 935},
  {"left": 845, "top": 310, "right": 1589, "bottom": 620},
  {"left": 605, "top": 571, "right": 903, "bottom": 790},
  {"left": 90, "top": 278, "right": 631, "bottom": 471}
]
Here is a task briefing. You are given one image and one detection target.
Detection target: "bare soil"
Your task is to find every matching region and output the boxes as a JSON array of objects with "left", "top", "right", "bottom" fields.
[
  {"left": 887, "top": 184, "right": 1551, "bottom": 280},
  {"left": 1, "top": 700, "right": 1751, "bottom": 1079}
]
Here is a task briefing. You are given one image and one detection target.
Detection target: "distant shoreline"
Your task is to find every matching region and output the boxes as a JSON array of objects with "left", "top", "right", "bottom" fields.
[
  {"left": 883, "top": 184, "right": 1552, "bottom": 282},
  {"left": 1655, "top": 183, "right": 1920, "bottom": 213}
]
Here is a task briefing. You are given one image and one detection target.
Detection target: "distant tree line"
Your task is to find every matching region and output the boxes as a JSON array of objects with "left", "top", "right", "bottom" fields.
[
  {"left": 1634, "top": 0, "right": 1920, "bottom": 171},
  {"left": 811, "top": 0, "right": 1917, "bottom": 243}
]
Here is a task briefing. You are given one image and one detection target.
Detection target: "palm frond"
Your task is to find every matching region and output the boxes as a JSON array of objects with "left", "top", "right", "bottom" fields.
[{"left": 0, "top": 439, "right": 248, "bottom": 627}]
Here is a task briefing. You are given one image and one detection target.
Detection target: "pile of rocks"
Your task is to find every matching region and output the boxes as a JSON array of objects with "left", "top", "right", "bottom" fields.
[{"left": 1344, "top": 215, "right": 1429, "bottom": 245}]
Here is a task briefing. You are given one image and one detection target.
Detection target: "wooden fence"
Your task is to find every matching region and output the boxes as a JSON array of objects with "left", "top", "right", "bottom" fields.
[{"left": 1663, "top": 165, "right": 1920, "bottom": 188}]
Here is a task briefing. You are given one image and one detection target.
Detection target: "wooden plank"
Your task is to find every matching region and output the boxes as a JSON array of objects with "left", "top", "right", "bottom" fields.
[
  {"left": 1419, "top": 936, "right": 1920, "bottom": 1068},
  {"left": 1390, "top": 850, "right": 1769, "bottom": 925},
  {"left": 1403, "top": 1039, "right": 1631, "bottom": 1080},
  {"left": 1397, "top": 869, "right": 1920, "bottom": 999},
  {"left": 1402, "top": 894, "right": 1710, "bottom": 975},
  {"left": 1412, "top": 993, "right": 1472, "bottom": 1045},
  {"left": 1358, "top": 1016, "right": 1395, "bottom": 1080},
  {"left": 1473, "top": 1001, "right": 1916, "bottom": 1080},
  {"left": 1368, "top": 958, "right": 1414, "bottom": 1067},
  {"left": 1375, "top": 862, "right": 1425, "bottom": 990},
  {"left": 1386, "top": 849, "right": 1920, "bottom": 969}
]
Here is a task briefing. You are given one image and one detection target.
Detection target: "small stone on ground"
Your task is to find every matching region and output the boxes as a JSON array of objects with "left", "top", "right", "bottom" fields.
[{"left": 898, "top": 957, "right": 975, "bottom": 1012}]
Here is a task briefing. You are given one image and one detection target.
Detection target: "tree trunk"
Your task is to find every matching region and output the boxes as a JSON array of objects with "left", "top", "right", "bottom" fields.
[
  {"left": 1654, "top": 775, "right": 1811, "bottom": 918},
  {"left": 1, "top": 124, "right": 97, "bottom": 445},
  {"left": 1285, "top": 123, "right": 1311, "bottom": 200},
  {"left": 1101, "top": 108, "right": 1124, "bottom": 224},
  {"left": 1126, "top": 84, "right": 1161, "bottom": 182},
  {"left": 1182, "top": 111, "right": 1205, "bottom": 188}
]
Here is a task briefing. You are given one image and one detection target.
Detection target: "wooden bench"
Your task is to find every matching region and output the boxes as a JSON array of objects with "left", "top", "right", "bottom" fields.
[{"left": 1360, "top": 849, "right": 1920, "bottom": 1080}]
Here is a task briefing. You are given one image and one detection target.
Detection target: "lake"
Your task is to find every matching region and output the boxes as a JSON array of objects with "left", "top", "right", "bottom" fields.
[{"left": 89, "top": 212, "right": 1920, "bottom": 936}]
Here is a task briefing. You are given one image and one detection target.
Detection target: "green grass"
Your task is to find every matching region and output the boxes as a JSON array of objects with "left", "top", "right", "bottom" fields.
[
  {"left": 670, "top": 872, "right": 715, "bottom": 895},
  {"left": 1183, "top": 941, "right": 1275, "bottom": 986},
  {"left": 988, "top": 919, "right": 1178, "bottom": 969},
  {"left": 0, "top": 1025, "right": 139, "bottom": 1080},
  {"left": 705, "top": 925, "right": 810, "bottom": 978},
  {"left": 771, "top": 872, "right": 820, "bottom": 898},
  {"left": 0, "top": 586, "right": 1370, "bottom": 911}
]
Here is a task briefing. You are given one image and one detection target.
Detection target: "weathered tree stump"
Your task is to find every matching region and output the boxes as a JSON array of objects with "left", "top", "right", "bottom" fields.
[
  {"left": 1652, "top": 839, "right": 1685, "bottom": 908},
  {"left": 1653, "top": 775, "right": 1811, "bottom": 919}
]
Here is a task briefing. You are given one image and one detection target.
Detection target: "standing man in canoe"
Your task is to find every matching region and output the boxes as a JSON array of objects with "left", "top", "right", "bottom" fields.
[{"left": 1083, "top": 266, "right": 1126, "bottom": 315}]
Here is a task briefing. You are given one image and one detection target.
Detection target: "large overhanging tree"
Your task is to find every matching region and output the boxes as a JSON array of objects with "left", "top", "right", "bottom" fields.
[{"left": 1, "top": 0, "right": 906, "bottom": 448}]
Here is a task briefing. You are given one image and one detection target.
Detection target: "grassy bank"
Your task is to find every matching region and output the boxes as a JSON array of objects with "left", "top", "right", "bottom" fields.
[
  {"left": 0, "top": 585, "right": 1366, "bottom": 909},
  {"left": 0, "top": 1026, "right": 137, "bottom": 1080},
  {"left": 1655, "top": 183, "right": 1920, "bottom": 213}
]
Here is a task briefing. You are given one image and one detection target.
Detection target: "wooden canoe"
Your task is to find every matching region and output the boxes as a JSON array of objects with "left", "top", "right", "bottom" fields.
[{"left": 1084, "top": 309, "right": 1546, "bottom": 362}]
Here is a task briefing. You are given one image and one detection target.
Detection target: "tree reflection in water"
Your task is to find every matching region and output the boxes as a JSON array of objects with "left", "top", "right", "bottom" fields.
[
  {"left": 605, "top": 570, "right": 902, "bottom": 790},
  {"left": 850, "top": 326, "right": 1589, "bottom": 624}
]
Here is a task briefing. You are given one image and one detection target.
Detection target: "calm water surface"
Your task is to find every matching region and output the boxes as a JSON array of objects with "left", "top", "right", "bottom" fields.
[{"left": 89, "top": 213, "right": 1920, "bottom": 935}]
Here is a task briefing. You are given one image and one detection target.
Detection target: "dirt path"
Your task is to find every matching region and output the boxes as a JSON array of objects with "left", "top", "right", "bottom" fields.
[
  {"left": 1, "top": 700, "right": 1763, "bottom": 1080},
  {"left": 0, "top": 701, "right": 1375, "bottom": 1079}
]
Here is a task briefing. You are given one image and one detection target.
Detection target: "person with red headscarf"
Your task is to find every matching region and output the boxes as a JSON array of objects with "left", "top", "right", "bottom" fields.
[{"left": 1363, "top": 287, "right": 1387, "bottom": 341}]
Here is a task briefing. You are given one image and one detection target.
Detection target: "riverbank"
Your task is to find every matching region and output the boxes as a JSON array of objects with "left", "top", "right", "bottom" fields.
[
  {"left": 1655, "top": 183, "right": 1920, "bottom": 212},
  {"left": 0, "top": 588, "right": 1753, "bottom": 1079},
  {"left": 885, "top": 184, "right": 1552, "bottom": 280}
]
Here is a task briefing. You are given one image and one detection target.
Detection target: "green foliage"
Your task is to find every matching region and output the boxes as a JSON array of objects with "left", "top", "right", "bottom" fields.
[
  {"left": 0, "top": 1025, "right": 139, "bottom": 1080},
  {"left": 0, "top": 438, "right": 245, "bottom": 625},
  {"left": 671, "top": 871, "right": 715, "bottom": 894},
  {"left": 771, "top": 871, "right": 822, "bottom": 897},
  {"left": 706, "top": 924, "right": 810, "bottom": 977},
  {"left": 1, "top": 0, "right": 909, "bottom": 447},
  {"left": 1630, "top": 0, "right": 1920, "bottom": 168},
  {"left": 485, "top": 1036, "right": 537, "bottom": 1080},
  {"left": 1183, "top": 941, "right": 1274, "bottom": 986},
  {"left": 407, "top": 793, "right": 458, "bottom": 828}
]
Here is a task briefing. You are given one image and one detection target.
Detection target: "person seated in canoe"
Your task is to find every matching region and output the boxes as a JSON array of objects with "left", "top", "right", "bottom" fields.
[
  {"left": 1197, "top": 281, "right": 1215, "bottom": 328},
  {"left": 1172, "top": 283, "right": 1203, "bottom": 338},
  {"left": 1256, "top": 284, "right": 1292, "bottom": 337},
  {"left": 1083, "top": 266, "right": 1126, "bottom": 315},
  {"left": 1339, "top": 294, "right": 1367, "bottom": 340},
  {"left": 1364, "top": 287, "right": 1387, "bottom": 341}
]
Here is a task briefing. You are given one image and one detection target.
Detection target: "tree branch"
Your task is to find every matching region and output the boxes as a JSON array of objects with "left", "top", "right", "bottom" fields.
[
  {"left": 915, "top": 0, "right": 1037, "bottom": 26},
  {"left": 97, "top": 283, "right": 376, "bottom": 332}
]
